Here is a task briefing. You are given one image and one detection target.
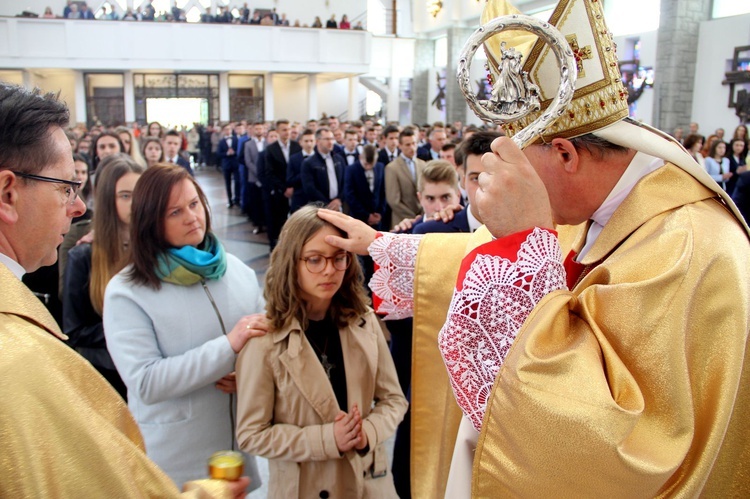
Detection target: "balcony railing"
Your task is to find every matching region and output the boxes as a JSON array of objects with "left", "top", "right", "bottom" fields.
[{"left": 0, "top": 17, "right": 372, "bottom": 73}]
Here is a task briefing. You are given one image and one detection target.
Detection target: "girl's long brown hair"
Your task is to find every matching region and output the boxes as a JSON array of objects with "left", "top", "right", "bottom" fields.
[
  {"left": 90, "top": 153, "right": 144, "bottom": 314},
  {"left": 264, "top": 205, "right": 370, "bottom": 331},
  {"left": 126, "top": 164, "right": 212, "bottom": 289}
]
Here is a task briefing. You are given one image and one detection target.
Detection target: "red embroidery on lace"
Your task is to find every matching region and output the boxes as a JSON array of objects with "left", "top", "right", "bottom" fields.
[{"left": 438, "top": 228, "right": 567, "bottom": 431}]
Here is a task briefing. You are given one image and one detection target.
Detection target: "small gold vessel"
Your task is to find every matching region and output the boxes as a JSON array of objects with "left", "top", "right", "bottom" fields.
[{"left": 208, "top": 451, "right": 244, "bottom": 481}]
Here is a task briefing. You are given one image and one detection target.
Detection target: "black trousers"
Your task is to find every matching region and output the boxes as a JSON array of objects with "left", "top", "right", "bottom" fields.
[
  {"left": 222, "top": 159, "right": 241, "bottom": 205},
  {"left": 246, "top": 182, "right": 266, "bottom": 228},
  {"left": 388, "top": 318, "right": 413, "bottom": 499},
  {"left": 263, "top": 189, "right": 289, "bottom": 251}
]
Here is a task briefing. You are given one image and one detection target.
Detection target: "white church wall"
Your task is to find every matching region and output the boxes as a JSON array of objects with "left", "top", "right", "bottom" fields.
[{"left": 691, "top": 13, "right": 750, "bottom": 134}]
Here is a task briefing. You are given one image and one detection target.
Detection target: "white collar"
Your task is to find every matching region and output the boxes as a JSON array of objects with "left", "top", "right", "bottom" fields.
[
  {"left": 0, "top": 252, "right": 25, "bottom": 279},
  {"left": 465, "top": 205, "right": 482, "bottom": 232},
  {"left": 577, "top": 151, "right": 664, "bottom": 261}
]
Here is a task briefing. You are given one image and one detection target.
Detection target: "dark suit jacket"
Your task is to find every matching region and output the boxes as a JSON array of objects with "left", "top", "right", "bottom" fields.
[
  {"left": 732, "top": 171, "right": 750, "bottom": 224},
  {"left": 259, "top": 140, "right": 301, "bottom": 194},
  {"left": 169, "top": 155, "right": 193, "bottom": 176},
  {"left": 727, "top": 154, "right": 747, "bottom": 196},
  {"left": 287, "top": 151, "right": 313, "bottom": 212},
  {"left": 216, "top": 134, "right": 239, "bottom": 170},
  {"left": 344, "top": 161, "right": 386, "bottom": 226},
  {"left": 412, "top": 208, "right": 470, "bottom": 234},
  {"left": 301, "top": 149, "right": 345, "bottom": 205},
  {"left": 378, "top": 147, "right": 400, "bottom": 167},
  {"left": 416, "top": 144, "right": 438, "bottom": 162}
]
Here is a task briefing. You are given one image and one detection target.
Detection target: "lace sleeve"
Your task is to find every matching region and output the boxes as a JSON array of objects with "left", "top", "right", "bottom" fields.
[
  {"left": 367, "top": 232, "right": 423, "bottom": 320},
  {"left": 438, "top": 228, "right": 567, "bottom": 431}
]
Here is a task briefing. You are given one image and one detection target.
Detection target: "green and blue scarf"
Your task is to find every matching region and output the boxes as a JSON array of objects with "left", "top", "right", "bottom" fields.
[{"left": 155, "top": 233, "right": 227, "bottom": 286}]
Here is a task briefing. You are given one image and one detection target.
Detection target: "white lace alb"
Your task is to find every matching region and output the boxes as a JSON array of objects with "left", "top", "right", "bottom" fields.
[
  {"left": 438, "top": 228, "right": 567, "bottom": 431},
  {"left": 368, "top": 233, "right": 422, "bottom": 320}
]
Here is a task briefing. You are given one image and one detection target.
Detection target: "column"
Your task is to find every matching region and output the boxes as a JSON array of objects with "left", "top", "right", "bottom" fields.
[
  {"left": 265, "top": 73, "right": 274, "bottom": 121},
  {"left": 446, "top": 27, "right": 476, "bottom": 126},
  {"left": 73, "top": 71, "right": 87, "bottom": 126},
  {"left": 219, "top": 71, "right": 230, "bottom": 122},
  {"left": 308, "top": 74, "right": 318, "bottom": 121},
  {"left": 123, "top": 71, "right": 135, "bottom": 123},
  {"left": 21, "top": 70, "right": 32, "bottom": 88},
  {"left": 348, "top": 76, "right": 359, "bottom": 121},
  {"left": 653, "top": 0, "right": 712, "bottom": 132},
  {"left": 412, "top": 39, "right": 435, "bottom": 126}
]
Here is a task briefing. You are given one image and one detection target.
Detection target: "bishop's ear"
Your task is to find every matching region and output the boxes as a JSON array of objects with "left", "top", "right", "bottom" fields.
[
  {"left": 550, "top": 138, "right": 579, "bottom": 174},
  {"left": 0, "top": 170, "right": 20, "bottom": 225}
]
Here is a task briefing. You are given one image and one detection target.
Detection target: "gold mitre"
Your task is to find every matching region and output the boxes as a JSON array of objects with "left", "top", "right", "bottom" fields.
[
  {"left": 482, "top": 0, "right": 629, "bottom": 142},
  {"left": 480, "top": 0, "right": 750, "bottom": 237}
]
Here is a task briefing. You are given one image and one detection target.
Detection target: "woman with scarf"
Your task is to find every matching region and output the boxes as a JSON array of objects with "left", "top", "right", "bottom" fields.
[{"left": 103, "top": 164, "right": 265, "bottom": 492}]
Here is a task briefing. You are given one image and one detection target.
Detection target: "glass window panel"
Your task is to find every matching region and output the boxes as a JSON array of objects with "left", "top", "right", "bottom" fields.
[
  {"left": 186, "top": 6, "right": 201, "bottom": 22},
  {"left": 152, "top": 0, "right": 170, "bottom": 14},
  {"left": 367, "top": 0, "right": 384, "bottom": 35},
  {"left": 113, "top": 0, "right": 127, "bottom": 10},
  {"left": 434, "top": 37, "right": 447, "bottom": 67},
  {"left": 713, "top": 1, "right": 750, "bottom": 19},
  {"left": 605, "top": 0, "right": 660, "bottom": 36},
  {"left": 198, "top": 0, "right": 212, "bottom": 8}
]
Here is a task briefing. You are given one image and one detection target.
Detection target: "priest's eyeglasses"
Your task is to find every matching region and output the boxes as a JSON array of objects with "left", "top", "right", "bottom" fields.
[
  {"left": 12, "top": 171, "right": 82, "bottom": 205},
  {"left": 300, "top": 253, "right": 351, "bottom": 273}
]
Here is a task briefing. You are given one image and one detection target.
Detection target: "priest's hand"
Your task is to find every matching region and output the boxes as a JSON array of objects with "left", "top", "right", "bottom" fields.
[
  {"left": 477, "top": 137, "right": 553, "bottom": 238},
  {"left": 224, "top": 476, "right": 251, "bottom": 499},
  {"left": 318, "top": 209, "right": 377, "bottom": 255}
]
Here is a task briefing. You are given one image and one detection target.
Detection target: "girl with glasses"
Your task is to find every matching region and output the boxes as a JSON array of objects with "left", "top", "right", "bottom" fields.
[{"left": 236, "top": 205, "right": 407, "bottom": 498}]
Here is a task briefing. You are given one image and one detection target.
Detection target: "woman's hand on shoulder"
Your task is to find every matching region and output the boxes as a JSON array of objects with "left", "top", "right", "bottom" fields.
[{"left": 227, "top": 313, "right": 272, "bottom": 353}]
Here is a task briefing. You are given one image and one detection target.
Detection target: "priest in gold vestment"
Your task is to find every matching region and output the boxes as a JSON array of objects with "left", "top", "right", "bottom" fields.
[
  {"left": 0, "top": 84, "right": 241, "bottom": 498},
  {"left": 319, "top": 0, "right": 750, "bottom": 497}
]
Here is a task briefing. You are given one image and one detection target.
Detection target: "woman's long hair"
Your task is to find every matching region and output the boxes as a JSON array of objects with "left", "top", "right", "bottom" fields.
[
  {"left": 264, "top": 205, "right": 370, "bottom": 331},
  {"left": 89, "top": 153, "right": 144, "bottom": 314},
  {"left": 126, "top": 164, "right": 213, "bottom": 289},
  {"left": 72, "top": 153, "right": 93, "bottom": 206},
  {"left": 115, "top": 126, "right": 146, "bottom": 168}
]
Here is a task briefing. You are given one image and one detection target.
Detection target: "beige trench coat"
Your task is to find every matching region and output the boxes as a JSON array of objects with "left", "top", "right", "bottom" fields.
[{"left": 236, "top": 310, "right": 407, "bottom": 498}]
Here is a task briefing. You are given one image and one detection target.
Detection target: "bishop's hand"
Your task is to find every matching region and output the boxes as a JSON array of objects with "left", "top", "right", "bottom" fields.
[{"left": 476, "top": 137, "right": 553, "bottom": 239}]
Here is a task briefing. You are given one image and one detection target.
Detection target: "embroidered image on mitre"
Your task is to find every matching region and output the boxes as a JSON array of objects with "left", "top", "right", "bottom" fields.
[{"left": 482, "top": 0, "right": 629, "bottom": 142}]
